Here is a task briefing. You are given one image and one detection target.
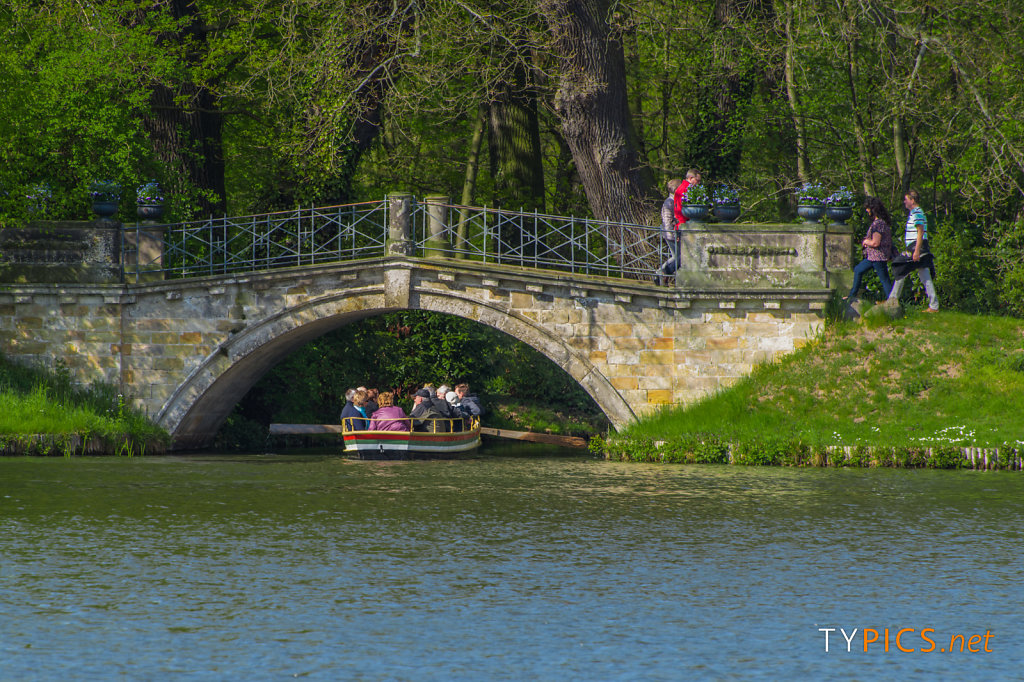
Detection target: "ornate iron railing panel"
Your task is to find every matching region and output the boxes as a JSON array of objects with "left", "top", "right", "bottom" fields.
[
  {"left": 121, "top": 197, "right": 666, "bottom": 282},
  {"left": 411, "top": 201, "right": 664, "bottom": 279},
  {"left": 123, "top": 200, "right": 388, "bottom": 279}
]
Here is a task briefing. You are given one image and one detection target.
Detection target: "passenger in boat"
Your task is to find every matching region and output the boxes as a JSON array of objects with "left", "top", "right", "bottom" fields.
[
  {"left": 445, "top": 391, "right": 464, "bottom": 432},
  {"left": 454, "top": 383, "right": 483, "bottom": 417},
  {"left": 342, "top": 389, "right": 370, "bottom": 431},
  {"left": 339, "top": 388, "right": 357, "bottom": 422},
  {"left": 365, "top": 387, "right": 380, "bottom": 414},
  {"left": 431, "top": 384, "right": 454, "bottom": 432},
  {"left": 368, "top": 391, "right": 409, "bottom": 432},
  {"left": 411, "top": 388, "right": 444, "bottom": 432}
]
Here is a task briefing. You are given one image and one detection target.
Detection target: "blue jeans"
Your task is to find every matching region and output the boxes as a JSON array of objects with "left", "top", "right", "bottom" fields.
[
  {"left": 849, "top": 258, "right": 892, "bottom": 299},
  {"left": 659, "top": 237, "right": 680, "bottom": 276}
]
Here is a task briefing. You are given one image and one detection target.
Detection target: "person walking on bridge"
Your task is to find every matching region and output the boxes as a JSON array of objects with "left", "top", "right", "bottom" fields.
[
  {"left": 656, "top": 169, "right": 702, "bottom": 285},
  {"left": 886, "top": 189, "right": 939, "bottom": 312}
]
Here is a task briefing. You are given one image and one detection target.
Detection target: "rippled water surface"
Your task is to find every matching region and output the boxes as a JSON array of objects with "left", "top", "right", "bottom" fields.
[{"left": 2, "top": 448, "right": 1022, "bottom": 680}]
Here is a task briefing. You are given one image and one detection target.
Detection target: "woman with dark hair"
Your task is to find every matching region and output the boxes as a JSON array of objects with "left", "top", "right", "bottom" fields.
[{"left": 845, "top": 196, "right": 894, "bottom": 301}]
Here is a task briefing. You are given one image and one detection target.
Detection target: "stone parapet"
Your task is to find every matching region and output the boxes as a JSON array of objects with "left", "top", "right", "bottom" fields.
[
  {"left": 674, "top": 221, "right": 852, "bottom": 289},
  {"left": 0, "top": 221, "right": 121, "bottom": 283}
]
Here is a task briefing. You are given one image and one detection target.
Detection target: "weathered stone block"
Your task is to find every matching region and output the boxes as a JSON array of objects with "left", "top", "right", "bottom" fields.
[
  {"left": 604, "top": 323, "right": 633, "bottom": 337},
  {"left": 613, "top": 337, "right": 644, "bottom": 351},
  {"left": 649, "top": 337, "right": 674, "bottom": 350},
  {"left": 639, "top": 350, "right": 674, "bottom": 365},
  {"left": 706, "top": 337, "right": 739, "bottom": 350},
  {"left": 646, "top": 389, "right": 673, "bottom": 404},
  {"left": 610, "top": 376, "right": 638, "bottom": 390},
  {"left": 638, "top": 375, "right": 672, "bottom": 390}
]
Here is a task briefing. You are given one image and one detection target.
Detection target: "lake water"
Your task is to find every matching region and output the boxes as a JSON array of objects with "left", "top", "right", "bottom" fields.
[{"left": 2, "top": 445, "right": 1022, "bottom": 680}]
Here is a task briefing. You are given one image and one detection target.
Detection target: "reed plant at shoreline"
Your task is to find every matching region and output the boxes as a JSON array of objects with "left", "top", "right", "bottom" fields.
[
  {"left": 613, "top": 310, "right": 1024, "bottom": 458},
  {"left": 0, "top": 354, "right": 168, "bottom": 455}
]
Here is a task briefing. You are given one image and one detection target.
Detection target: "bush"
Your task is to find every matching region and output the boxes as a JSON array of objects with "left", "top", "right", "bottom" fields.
[
  {"left": 995, "top": 219, "right": 1024, "bottom": 317},
  {"left": 930, "top": 220, "right": 1002, "bottom": 314}
]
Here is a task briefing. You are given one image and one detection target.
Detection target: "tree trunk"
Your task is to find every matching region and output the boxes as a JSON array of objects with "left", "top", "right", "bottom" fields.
[
  {"left": 539, "top": 0, "right": 654, "bottom": 225},
  {"left": 893, "top": 116, "right": 910, "bottom": 196},
  {"left": 783, "top": 1, "right": 810, "bottom": 184},
  {"left": 457, "top": 104, "right": 488, "bottom": 257},
  {"left": 141, "top": 0, "right": 225, "bottom": 216},
  {"left": 845, "top": 35, "right": 876, "bottom": 196},
  {"left": 487, "top": 71, "right": 545, "bottom": 213}
]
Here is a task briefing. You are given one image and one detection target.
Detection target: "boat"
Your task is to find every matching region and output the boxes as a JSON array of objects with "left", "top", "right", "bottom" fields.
[
  {"left": 341, "top": 416, "right": 481, "bottom": 458},
  {"left": 269, "top": 417, "right": 481, "bottom": 459}
]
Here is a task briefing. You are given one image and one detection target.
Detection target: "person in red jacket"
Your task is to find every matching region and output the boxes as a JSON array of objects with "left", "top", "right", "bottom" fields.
[
  {"left": 673, "top": 168, "right": 702, "bottom": 227},
  {"left": 656, "top": 169, "right": 701, "bottom": 284}
]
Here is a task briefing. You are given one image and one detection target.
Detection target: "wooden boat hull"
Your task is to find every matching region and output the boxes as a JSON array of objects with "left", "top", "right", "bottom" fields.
[{"left": 341, "top": 424, "right": 481, "bottom": 458}]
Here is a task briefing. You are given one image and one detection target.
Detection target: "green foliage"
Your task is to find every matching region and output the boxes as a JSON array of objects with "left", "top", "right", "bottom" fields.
[
  {"left": 0, "top": 353, "right": 168, "bottom": 453},
  {"left": 995, "top": 219, "right": 1024, "bottom": 317},
  {"left": 89, "top": 180, "right": 122, "bottom": 202}
]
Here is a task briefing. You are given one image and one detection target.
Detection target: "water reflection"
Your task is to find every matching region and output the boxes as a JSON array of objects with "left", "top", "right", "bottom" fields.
[{"left": 2, "top": 450, "right": 1023, "bottom": 679}]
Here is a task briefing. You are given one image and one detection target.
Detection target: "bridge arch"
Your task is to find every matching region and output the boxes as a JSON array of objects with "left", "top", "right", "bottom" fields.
[{"left": 161, "top": 285, "right": 632, "bottom": 449}]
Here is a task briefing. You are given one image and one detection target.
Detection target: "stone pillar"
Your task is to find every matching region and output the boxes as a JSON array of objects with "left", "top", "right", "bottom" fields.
[
  {"left": 387, "top": 193, "right": 414, "bottom": 257},
  {"left": 122, "top": 224, "right": 166, "bottom": 283},
  {"left": 824, "top": 223, "right": 854, "bottom": 292},
  {"left": 423, "top": 195, "right": 450, "bottom": 258}
]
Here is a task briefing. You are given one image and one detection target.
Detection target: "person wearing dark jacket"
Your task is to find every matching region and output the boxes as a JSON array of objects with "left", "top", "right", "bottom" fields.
[
  {"left": 339, "top": 388, "right": 356, "bottom": 422},
  {"left": 454, "top": 383, "right": 483, "bottom": 418},
  {"left": 341, "top": 389, "right": 370, "bottom": 431},
  {"left": 364, "top": 387, "right": 380, "bottom": 415},
  {"left": 411, "top": 388, "right": 443, "bottom": 432},
  {"left": 429, "top": 385, "right": 453, "bottom": 433},
  {"left": 445, "top": 391, "right": 465, "bottom": 432}
]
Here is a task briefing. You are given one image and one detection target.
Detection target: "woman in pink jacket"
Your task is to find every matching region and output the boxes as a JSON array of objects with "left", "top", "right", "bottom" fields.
[{"left": 368, "top": 391, "right": 410, "bottom": 432}]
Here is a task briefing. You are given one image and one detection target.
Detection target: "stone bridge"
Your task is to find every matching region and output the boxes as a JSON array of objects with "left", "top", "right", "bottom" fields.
[{"left": 0, "top": 254, "right": 838, "bottom": 449}]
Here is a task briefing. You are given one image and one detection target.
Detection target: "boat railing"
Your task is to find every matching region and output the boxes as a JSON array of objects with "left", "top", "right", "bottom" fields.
[{"left": 342, "top": 416, "right": 480, "bottom": 434}]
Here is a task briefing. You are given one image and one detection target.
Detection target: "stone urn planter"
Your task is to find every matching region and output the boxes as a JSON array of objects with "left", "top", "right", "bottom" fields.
[
  {"left": 91, "top": 200, "right": 119, "bottom": 219},
  {"left": 89, "top": 180, "right": 122, "bottom": 220},
  {"left": 826, "top": 205, "right": 854, "bottom": 225},
  {"left": 796, "top": 204, "right": 825, "bottom": 223},
  {"left": 137, "top": 204, "right": 165, "bottom": 221},
  {"left": 681, "top": 204, "right": 710, "bottom": 222},
  {"left": 712, "top": 204, "right": 741, "bottom": 223}
]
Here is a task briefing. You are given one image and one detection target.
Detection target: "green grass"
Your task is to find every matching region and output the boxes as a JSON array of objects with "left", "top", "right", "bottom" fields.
[
  {"left": 619, "top": 310, "right": 1024, "bottom": 450},
  {"left": 0, "top": 354, "right": 168, "bottom": 453}
]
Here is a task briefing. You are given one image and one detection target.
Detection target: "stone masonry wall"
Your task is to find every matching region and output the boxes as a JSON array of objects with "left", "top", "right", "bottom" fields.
[{"left": 0, "top": 258, "right": 830, "bottom": 448}]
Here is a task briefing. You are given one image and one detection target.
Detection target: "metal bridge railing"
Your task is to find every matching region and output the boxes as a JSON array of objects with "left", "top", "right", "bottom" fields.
[
  {"left": 123, "top": 200, "right": 388, "bottom": 279},
  {"left": 122, "top": 196, "right": 666, "bottom": 282},
  {"left": 412, "top": 200, "right": 664, "bottom": 279}
]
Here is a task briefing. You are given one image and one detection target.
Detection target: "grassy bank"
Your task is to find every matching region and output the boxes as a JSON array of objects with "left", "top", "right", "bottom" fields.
[
  {"left": 0, "top": 354, "right": 169, "bottom": 456},
  {"left": 603, "top": 309, "right": 1024, "bottom": 468}
]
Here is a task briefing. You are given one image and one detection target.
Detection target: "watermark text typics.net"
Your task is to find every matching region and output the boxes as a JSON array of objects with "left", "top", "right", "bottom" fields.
[{"left": 818, "top": 627, "right": 993, "bottom": 654}]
